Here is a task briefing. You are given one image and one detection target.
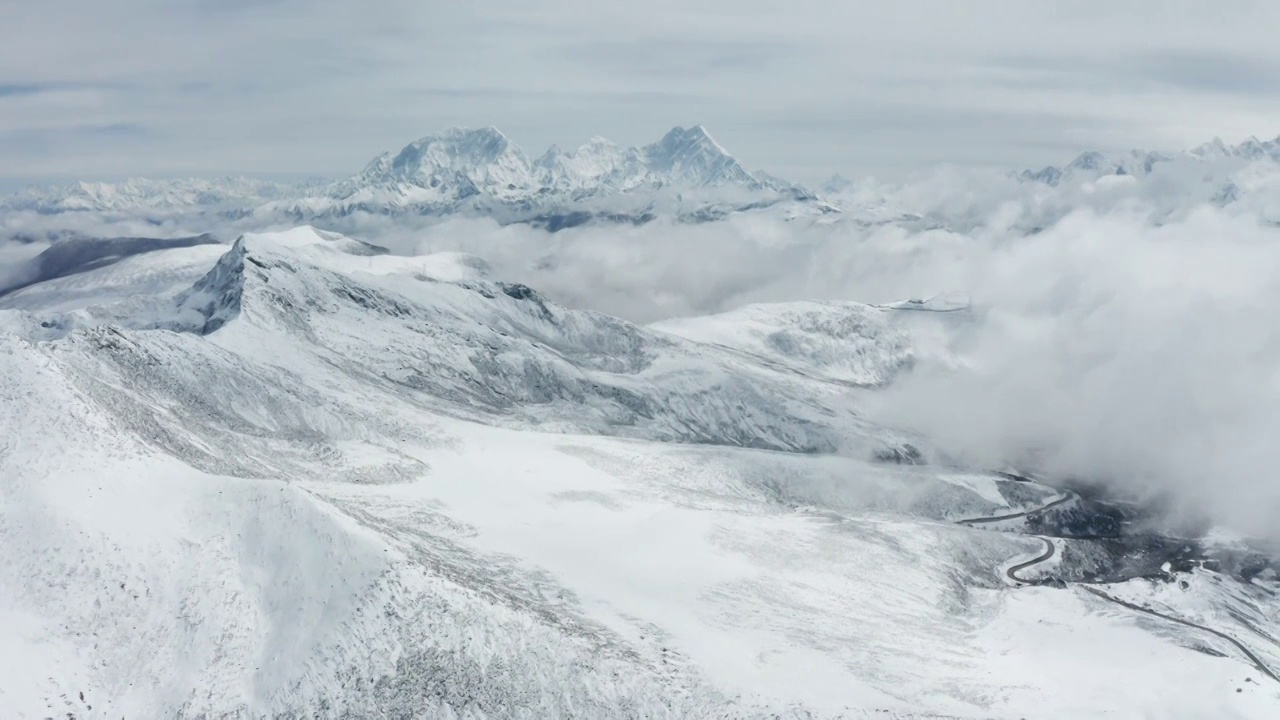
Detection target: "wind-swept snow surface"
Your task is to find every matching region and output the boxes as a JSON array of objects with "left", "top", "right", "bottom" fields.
[{"left": 2, "top": 228, "right": 1278, "bottom": 718}]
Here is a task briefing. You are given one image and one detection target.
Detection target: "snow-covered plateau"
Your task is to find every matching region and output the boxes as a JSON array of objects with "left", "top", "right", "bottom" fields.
[{"left": 2, "top": 225, "right": 1278, "bottom": 718}]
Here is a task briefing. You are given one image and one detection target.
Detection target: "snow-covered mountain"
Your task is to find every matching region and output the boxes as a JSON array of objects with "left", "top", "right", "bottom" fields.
[
  {"left": 267, "top": 125, "right": 816, "bottom": 225},
  {"left": 4, "top": 226, "right": 911, "bottom": 456},
  {"left": 1020, "top": 134, "right": 1280, "bottom": 186},
  {"left": 3, "top": 227, "right": 1278, "bottom": 717},
  {"left": 808, "top": 133, "right": 1280, "bottom": 240},
  {"left": 7, "top": 131, "right": 1280, "bottom": 244},
  {"left": 0, "top": 176, "right": 309, "bottom": 216},
  {"left": 0, "top": 126, "right": 818, "bottom": 231}
]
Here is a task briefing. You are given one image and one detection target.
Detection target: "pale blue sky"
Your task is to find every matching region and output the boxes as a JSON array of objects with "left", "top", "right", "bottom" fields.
[{"left": 3, "top": 0, "right": 1280, "bottom": 183}]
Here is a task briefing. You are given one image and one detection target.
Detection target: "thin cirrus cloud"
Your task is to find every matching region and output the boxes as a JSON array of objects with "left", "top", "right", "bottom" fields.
[
  {"left": 0, "top": 81, "right": 122, "bottom": 98},
  {"left": 1134, "top": 50, "right": 1280, "bottom": 96},
  {"left": 558, "top": 38, "right": 806, "bottom": 79},
  {"left": 0, "top": 124, "right": 154, "bottom": 167},
  {"left": 0, "top": 83, "right": 67, "bottom": 98},
  {"left": 2, "top": 0, "right": 1280, "bottom": 181}
]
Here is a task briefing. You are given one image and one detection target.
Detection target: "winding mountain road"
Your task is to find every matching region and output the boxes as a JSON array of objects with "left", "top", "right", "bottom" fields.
[
  {"left": 961, "top": 477, "right": 1280, "bottom": 684},
  {"left": 1004, "top": 537, "right": 1057, "bottom": 585},
  {"left": 956, "top": 490, "right": 1069, "bottom": 585},
  {"left": 957, "top": 492, "right": 1074, "bottom": 528},
  {"left": 1081, "top": 586, "right": 1280, "bottom": 684}
]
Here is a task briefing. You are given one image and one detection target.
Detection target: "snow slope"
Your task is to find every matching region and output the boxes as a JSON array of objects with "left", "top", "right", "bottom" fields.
[
  {"left": 2, "top": 227, "right": 1278, "bottom": 718},
  {"left": 650, "top": 300, "right": 914, "bottom": 387}
]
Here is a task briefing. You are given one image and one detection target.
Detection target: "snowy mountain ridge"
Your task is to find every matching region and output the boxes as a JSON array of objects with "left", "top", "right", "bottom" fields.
[
  {"left": 8, "top": 130, "right": 1279, "bottom": 240},
  {"left": 805, "top": 131, "right": 1280, "bottom": 239},
  {"left": 0, "top": 176, "right": 310, "bottom": 215},
  {"left": 0, "top": 126, "right": 817, "bottom": 228},
  {"left": 1020, "top": 134, "right": 1280, "bottom": 186}
]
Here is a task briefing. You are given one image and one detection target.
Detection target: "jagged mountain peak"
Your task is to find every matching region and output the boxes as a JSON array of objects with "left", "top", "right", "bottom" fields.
[
  {"left": 656, "top": 124, "right": 721, "bottom": 147},
  {"left": 170, "top": 236, "right": 247, "bottom": 335},
  {"left": 645, "top": 125, "right": 731, "bottom": 165},
  {"left": 1189, "top": 137, "right": 1230, "bottom": 158},
  {"left": 386, "top": 126, "right": 527, "bottom": 178},
  {"left": 359, "top": 151, "right": 394, "bottom": 176},
  {"left": 641, "top": 125, "right": 757, "bottom": 188},
  {"left": 535, "top": 143, "right": 565, "bottom": 163},
  {"left": 404, "top": 125, "right": 513, "bottom": 148},
  {"left": 1069, "top": 151, "right": 1108, "bottom": 171},
  {"left": 534, "top": 136, "right": 623, "bottom": 165},
  {"left": 532, "top": 137, "right": 634, "bottom": 193},
  {"left": 1236, "top": 136, "right": 1267, "bottom": 159}
]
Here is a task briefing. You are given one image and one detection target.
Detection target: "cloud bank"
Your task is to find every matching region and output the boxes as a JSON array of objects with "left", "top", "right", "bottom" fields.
[{"left": 310, "top": 174, "right": 1280, "bottom": 538}]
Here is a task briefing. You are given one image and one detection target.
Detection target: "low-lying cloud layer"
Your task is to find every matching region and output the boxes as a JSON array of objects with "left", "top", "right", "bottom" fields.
[{"left": 333, "top": 181, "right": 1280, "bottom": 538}]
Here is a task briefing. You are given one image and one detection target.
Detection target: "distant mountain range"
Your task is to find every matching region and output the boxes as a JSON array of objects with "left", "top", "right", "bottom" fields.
[
  {"left": 1018, "top": 135, "right": 1280, "bottom": 187},
  {"left": 0, "top": 126, "right": 822, "bottom": 230},
  {"left": 6, "top": 129, "right": 1280, "bottom": 233},
  {"left": 806, "top": 135, "right": 1280, "bottom": 200}
]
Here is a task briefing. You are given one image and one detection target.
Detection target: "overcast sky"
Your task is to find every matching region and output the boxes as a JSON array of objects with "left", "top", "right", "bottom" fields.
[{"left": 4, "top": 0, "right": 1280, "bottom": 183}]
